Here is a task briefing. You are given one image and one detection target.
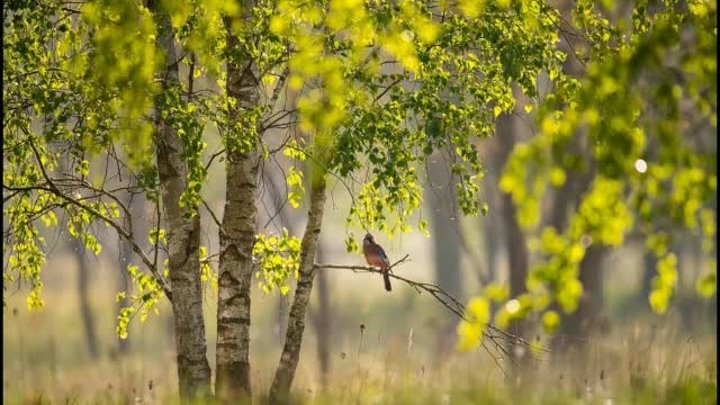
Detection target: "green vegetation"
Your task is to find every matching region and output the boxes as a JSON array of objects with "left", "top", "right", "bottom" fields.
[{"left": 3, "top": 0, "right": 716, "bottom": 403}]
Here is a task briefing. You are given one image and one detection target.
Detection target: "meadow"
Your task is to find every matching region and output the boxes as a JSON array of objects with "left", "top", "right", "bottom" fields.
[{"left": 3, "top": 246, "right": 716, "bottom": 405}]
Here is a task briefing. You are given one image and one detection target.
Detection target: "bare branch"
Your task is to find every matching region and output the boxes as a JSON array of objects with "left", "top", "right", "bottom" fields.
[
  {"left": 201, "top": 197, "right": 224, "bottom": 236},
  {"left": 314, "top": 254, "right": 549, "bottom": 359}
]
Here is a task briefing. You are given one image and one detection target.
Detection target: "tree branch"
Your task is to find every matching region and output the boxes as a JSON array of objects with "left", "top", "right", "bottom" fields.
[
  {"left": 314, "top": 254, "right": 549, "bottom": 363},
  {"left": 20, "top": 139, "right": 173, "bottom": 300}
]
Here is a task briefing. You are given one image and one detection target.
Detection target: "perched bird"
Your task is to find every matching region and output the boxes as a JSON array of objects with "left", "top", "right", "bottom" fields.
[{"left": 363, "top": 233, "right": 392, "bottom": 291}]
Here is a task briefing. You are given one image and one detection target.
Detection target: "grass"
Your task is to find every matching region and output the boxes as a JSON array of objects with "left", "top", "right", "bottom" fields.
[
  {"left": 4, "top": 308, "right": 715, "bottom": 405},
  {"left": 3, "top": 254, "right": 716, "bottom": 405}
]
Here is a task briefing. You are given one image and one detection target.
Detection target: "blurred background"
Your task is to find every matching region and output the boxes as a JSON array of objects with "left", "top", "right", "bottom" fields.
[{"left": 3, "top": 118, "right": 716, "bottom": 404}]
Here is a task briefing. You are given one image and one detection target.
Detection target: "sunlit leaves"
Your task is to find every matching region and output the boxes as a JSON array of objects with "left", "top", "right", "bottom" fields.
[
  {"left": 541, "top": 310, "right": 560, "bottom": 334},
  {"left": 457, "top": 0, "right": 485, "bottom": 19},
  {"left": 157, "top": 86, "right": 210, "bottom": 219},
  {"left": 4, "top": 215, "right": 46, "bottom": 310},
  {"left": 483, "top": 283, "right": 509, "bottom": 303},
  {"left": 148, "top": 228, "right": 167, "bottom": 246},
  {"left": 252, "top": 230, "right": 302, "bottom": 295},
  {"left": 199, "top": 245, "right": 218, "bottom": 291},
  {"left": 648, "top": 253, "right": 679, "bottom": 314},
  {"left": 283, "top": 140, "right": 308, "bottom": 161},
  {"left": 696, "top": 267, "right": 717, "bottom": 298},
  {"left": 456, "top": 297, "right": 490, "bottom": 351},
  {"left": 82, "top": 0, "right": 159, "bottom": 165},
  {"left": 492, "top": 0, "right": 716, "bottom": 330},
  {"left": 287, "top": 166, "right": 305, "bottom": 209},
  {"left": 161, "top": 0, "right": 239, "bottom": 77},
  {"left": 115, "top": 264, "right": 165, "bottom": 339}
]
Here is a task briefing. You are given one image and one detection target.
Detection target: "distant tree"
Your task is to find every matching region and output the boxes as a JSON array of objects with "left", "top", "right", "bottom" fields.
[
  {"left": 458, "top": 0, "right": 716, "bottom": 350},
  {"left": 73, "top": 237, "right": 100, "bottom": 359}
]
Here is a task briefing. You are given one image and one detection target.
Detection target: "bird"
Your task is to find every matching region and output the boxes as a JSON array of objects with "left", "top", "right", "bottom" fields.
[{"left": 362, "top": 233, "right": 392, "bottom": 291}]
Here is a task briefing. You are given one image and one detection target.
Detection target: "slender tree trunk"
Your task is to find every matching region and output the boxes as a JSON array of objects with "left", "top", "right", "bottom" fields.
[
  {"left": 483, "top": 195, "right": 502, "bottom": 283},
  {"left": 496, "top": 114, "right": 529, "bottom": 368},
  {"left": 214, "top": 14, "right": 261, "bottom": 402},
  {"left": 426, "top": 153, "right": 463, "bottom": 300},
  {"left": 55, "top": 146, "right": 100, "bottom": 360},
  {"left": 426, "top": 152, "right": 463, "bottom": 362},
  {"left": 311, "top": 241, "right": 331, "bottom": 388},
  {"left": 151, "top": 5, "right": 211, "bottom": 401},
  {"left": 478, "top": 139, "right": 505, "bottom": 284},
  {"left": 562, "top": 245, "right": 608, "bottom": 345},
  {"left": 269, "top": 179, "right": 328, "bottom": 405},
  {"left": 275, "top": 175, "right": 298, "bottom": 341},
  {"left": 641, "top": 250, "right": 657, "bottom": 302},
  {"left": 74, "top": 238, "right": 99, "bottom": 359}
]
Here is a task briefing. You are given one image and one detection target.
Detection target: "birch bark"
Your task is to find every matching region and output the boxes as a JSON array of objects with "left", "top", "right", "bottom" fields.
[
  {"left": 152, "top": 5, "right": 212, "bottom": 402},
  {"left": 269, "top": 179, "right": 328, "bottom": 404},
  {"left": 215, "top": 12, "right": 261, "bottom": 402}
]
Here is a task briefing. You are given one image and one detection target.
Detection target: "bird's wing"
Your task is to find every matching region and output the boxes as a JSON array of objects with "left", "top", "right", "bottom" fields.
[{"left": 371, "top": 244, "right": 389, "bottom": 263}]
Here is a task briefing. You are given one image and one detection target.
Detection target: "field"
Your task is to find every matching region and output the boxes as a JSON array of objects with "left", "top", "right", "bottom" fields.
[{"left": 3, "top": 247, "right": 716, "bottom": 405}]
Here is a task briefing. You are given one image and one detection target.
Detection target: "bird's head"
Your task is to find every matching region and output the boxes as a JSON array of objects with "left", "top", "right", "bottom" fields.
[{"left": 363, "top": 233, "right": 374, "bottom": 244}]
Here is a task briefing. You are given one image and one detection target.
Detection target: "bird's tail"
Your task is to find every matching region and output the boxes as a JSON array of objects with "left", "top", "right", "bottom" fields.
[{"left": 383, "top": 267, "right": 392, "bottom": 292}]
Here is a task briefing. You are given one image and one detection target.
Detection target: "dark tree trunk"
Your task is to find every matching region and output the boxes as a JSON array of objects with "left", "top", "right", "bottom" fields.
[
  {"left": 483, "top": 198, "right": 502, "bottom": 283},
  {"left": 151, "top": 4, "right": 212, "bottom": 401},
  {"left": 426, "top": 152, "right": 464, "bottom": 300},
  {"left": 311, "top": 241, "right": 331, "bottom": 388},
  {"left": 426, "top": 151, "right": 463, "bottom": 362},
  {"left": 478, "top": 139, "right": 506, "bottom": 285},
  {"left": 74, "top": 238, "right": 99, "bottom": 359},
  {"left": 495, "top": 116, "right": 528, "bottom": 303},
  {"left": 269, "top": 178, "right": 328, "bottom": 405},
  {"left": 495, "top": 113, "right": 529, "bottom": 369},
  {"left": 642, "top": 250, "right": 657, "bottom": 302},
  {"left": 561, "top": 245, "right": 609, "bottom": 346}
]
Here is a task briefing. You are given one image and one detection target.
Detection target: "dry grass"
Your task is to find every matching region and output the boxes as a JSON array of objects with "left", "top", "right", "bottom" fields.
[{"left": 3, "top": 254, "right": 716, "bottom": 405}]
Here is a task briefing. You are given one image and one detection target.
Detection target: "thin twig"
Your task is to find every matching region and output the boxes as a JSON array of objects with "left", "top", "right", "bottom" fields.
[{"left": 314, "top": 254, "right": 550, "bottom": 358}]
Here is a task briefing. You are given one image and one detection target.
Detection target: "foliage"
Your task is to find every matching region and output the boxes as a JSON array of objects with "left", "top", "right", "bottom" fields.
[
  {"left": 3, "top": 0, "right": 216, "bottom": 322},
  {"left": 116, "top": 264, "right": 164, "bottom": 340},
  {"left": 252, "top": 229, "right": 302, "bottom": 295},
  {"left": 269, "top": 1, "right": 566, "bottom": 249},
  {"left": 457, "top": 0, "right": 716, "bottom": 350},
  {"left": 3, "top": 0, "right": 716, "bottom": 359}
]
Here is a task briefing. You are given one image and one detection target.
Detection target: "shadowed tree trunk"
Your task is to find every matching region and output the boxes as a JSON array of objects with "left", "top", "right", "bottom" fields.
[
  {"left": 562, "top": 245, "right": 609, "bottom": 344},
  {"left": 426, "top": 152, "right": 463, "bottom": 300},
  {"left": 310, "top": 240, "right": 331, "bottom": 388},
  {"left": 214, "top": 11, "right": 261, "bottom": 401},
  {"left": 478, "top": 138, "right": 505, "bottom": 284},
  {"left": 642, "top": 250, "right": 657, "bottom": 302},
  {"left": 151, "top": 4, "right": 211, "bottom": 401},
  {"left": 426, "top": 151, "right": 463, "bottom": 362},
  {"left": 483, "top": 195, "right": 503, "bottom": 283},
  {"left": 270, "top": 178, "right": 328, "bottom": 405},
  {"left": 74, "top": 237, "right": 99, "bottom": 359},
  {"left": 496, "top": 113, "right": 529, "bottom": 367},
  {"left": 55, "top": 143, "right": 100, "bottom": 360}
]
